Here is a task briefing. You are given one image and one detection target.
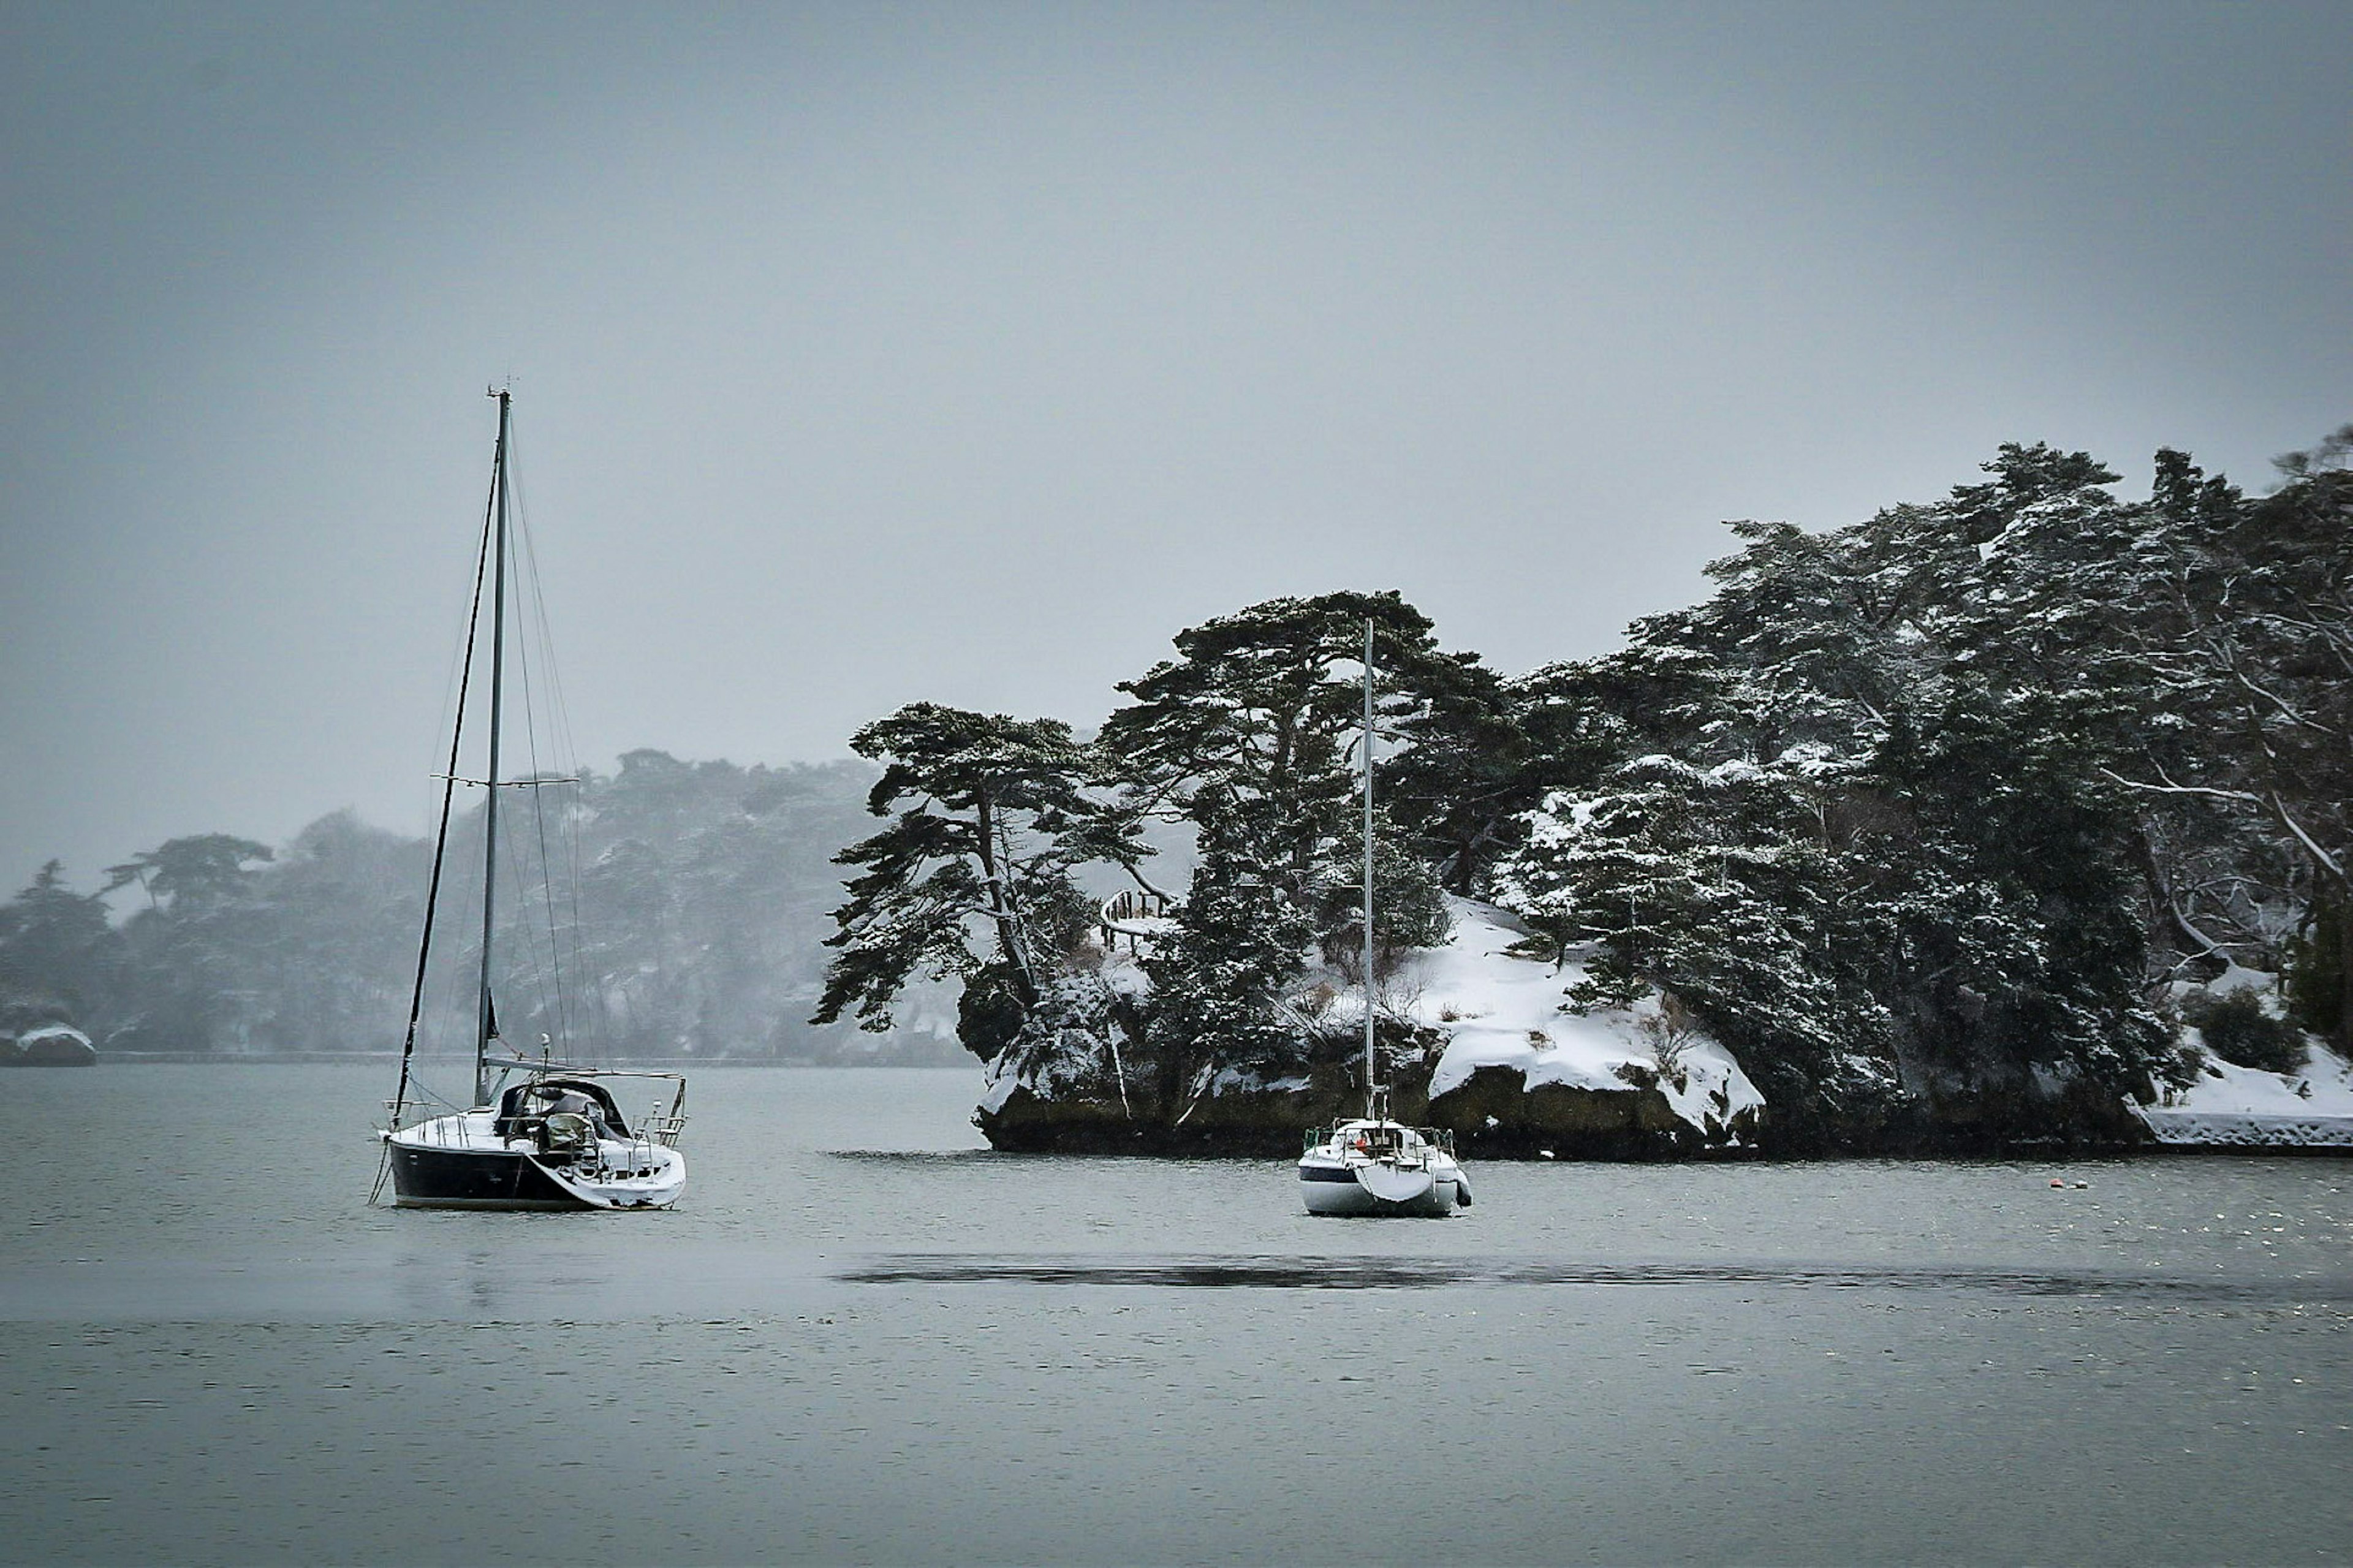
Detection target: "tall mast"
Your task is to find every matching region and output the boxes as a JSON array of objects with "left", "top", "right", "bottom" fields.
[
  {"left": 476, "top": 388, "right": 512, "bottom": 1106},
  {"left": 1363, "top": 617, "right": 1377, "bottom": 1121}
]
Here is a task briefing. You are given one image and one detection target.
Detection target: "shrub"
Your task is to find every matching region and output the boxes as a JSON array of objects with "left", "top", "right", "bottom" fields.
[{"left": 2181, "top": 988, "right": 2306, "bottom": 1075}]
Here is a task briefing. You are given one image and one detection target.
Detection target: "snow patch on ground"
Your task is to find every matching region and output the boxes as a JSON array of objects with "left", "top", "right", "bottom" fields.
[
  {"left": 2138, "top": 1038, "right": 2353, "bottom": 1146},
  {"left": 978, "top": 1066, "right": 1020, "bottom": 1115},
  {"left": 1211, "top": 1066, "right": 1311, "bottom": 1096},
  {"left": 2137, "top": 969, "right": 2353, "bottom": 1146},
  {"left": 1401, "top": 898, "right": 1764, "bottom": 1135},
  {"left": 1013, "top": 896, "right": 1765, "bottom": 1138},
  {"left": 2206, "top": 962, "right": 2275, "bottom": 999}
]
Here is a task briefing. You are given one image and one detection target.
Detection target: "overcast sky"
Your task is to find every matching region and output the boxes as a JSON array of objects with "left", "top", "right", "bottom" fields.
[{"left": 2, "top": 0, "right": 2345, "bottom": 887}]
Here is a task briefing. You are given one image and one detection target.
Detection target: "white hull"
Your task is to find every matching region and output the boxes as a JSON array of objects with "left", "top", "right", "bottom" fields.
[
  {"left": 1300, "top": 1165, "right": 1462, "bottom": 1217},
  {"left": 1298, "top": 1118, "right": 1471, "bottom": 1218}
]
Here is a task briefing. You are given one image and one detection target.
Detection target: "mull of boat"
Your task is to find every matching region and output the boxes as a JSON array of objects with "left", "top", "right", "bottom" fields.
[
  {"left": 1297, "top": 621, "right": 1472, "bottom": 1218},
  {"left": 374, "top": 389, "right": 689, "bottom": 1211}
]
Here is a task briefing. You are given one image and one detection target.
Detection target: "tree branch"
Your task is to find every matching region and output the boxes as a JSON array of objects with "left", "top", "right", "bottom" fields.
[{"left": 2096, "top": 765, "right": 2261, "bottom": 806}]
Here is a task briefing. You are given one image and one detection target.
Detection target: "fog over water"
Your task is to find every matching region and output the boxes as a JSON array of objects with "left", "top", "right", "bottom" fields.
[{"left": 2, "top": 2, "right": 2346, "bottom": 882}]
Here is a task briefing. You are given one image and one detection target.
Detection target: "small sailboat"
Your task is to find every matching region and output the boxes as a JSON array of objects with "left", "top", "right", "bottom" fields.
[
  {"left": 1298, "top": 621, "right": 1471, "bottom": 1218},
  {"left": 1300, "top": 1100, "right": 1469, "bottom": 1217},
  {"left": 374, "top": 390, "right": 688, "bottom": 1211}
]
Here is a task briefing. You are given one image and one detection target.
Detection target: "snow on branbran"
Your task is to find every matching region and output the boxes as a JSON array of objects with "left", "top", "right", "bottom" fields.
[{"left": 1403, "top": 898, "right": 1764, "bottom": 1135}]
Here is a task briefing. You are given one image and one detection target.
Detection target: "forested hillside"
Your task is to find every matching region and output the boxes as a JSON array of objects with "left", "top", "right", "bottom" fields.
[
  {"left": 819, "top": 431, "right": 2350, "bottom": 1151},
  {"left": 0, "top": 754, "right": 961, "bottom": 1062}
]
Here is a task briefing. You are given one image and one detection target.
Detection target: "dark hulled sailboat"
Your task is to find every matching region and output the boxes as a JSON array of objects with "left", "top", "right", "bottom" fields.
[{"left": 374, "top": 390, "right": 687, "bottom": 1211}]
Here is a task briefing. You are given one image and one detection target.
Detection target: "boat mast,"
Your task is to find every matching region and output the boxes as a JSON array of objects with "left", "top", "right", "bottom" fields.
[
  {"left": 476, "top": 387, "right": 512, "bottom": 1106},
  {"left": 1363, "top": 617, "right": 1377, "bottom": 1123}
]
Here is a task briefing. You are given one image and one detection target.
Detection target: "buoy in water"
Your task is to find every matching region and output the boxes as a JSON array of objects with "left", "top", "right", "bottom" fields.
[{"left": 2050, "top": 1178, "right": 2066, "bottom": 1187}]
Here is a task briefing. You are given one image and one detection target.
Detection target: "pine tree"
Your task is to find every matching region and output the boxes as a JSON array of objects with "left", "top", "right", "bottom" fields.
[
  {"left": 1099, "top": 591, "right": 1461, "bottom": 1086},
  {"left": 1493, "top": 441, "right": 2210, "bottom": 1129},
  {"left": 1136, "top": 784, "right": 1317, "bottom": 1113},
  {"left": 101, "top": 835, "right": 275, "bottom": 1050},
  {"left": 812, "top": 703, "right": 1147, "bottom": 1054},
  {"left": 1101, "top": 591, "right": 1457, "bottom": 893},
  {"left": 0, "top": 862, "right": 121, "bottom": 1024}
]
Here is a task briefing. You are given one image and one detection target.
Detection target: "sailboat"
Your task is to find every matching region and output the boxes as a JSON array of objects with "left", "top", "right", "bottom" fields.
[
  {"left": 374, "top": 390, "right": 688, "bottom": 1211},
  {"left": 1298, "top": 621, "right": 1472, "bottom": 1218}
]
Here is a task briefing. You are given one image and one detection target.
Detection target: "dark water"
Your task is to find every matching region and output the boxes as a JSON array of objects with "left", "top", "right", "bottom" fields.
[{"left": 3, "top": 1064, "right": 2347, "bottom": 1564}]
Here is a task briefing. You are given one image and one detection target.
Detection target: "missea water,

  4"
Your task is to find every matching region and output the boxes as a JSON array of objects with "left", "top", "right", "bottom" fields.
[{"left": 4, "top": 1064, "right": 2347, "bottom": 1566}]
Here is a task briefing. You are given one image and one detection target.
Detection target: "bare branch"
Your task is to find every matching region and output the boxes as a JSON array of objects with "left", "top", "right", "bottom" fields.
[
  {"left": 2269, "top": 790, "right": 2349, "bottom": 888},
  {"left": 2097, "top": 766, "right": 2262, "bottom": 806}
]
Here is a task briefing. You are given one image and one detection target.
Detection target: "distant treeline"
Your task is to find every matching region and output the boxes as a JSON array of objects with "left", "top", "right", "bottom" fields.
[{"left": 0, "top": 754, "right": 966, "bottom": 1065}]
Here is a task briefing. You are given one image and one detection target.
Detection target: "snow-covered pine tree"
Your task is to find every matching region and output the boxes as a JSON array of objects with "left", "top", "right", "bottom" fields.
[
  {"left": 1496, "top": 744, "right": 1901, "bottom": 1126},
  {"left": 812, "top": 703, "right": 1149, "bottom": 1060},
  {"left": 1360, "top": 646, "right": 1526, "bottom": 897},
  {"left": 1097, "top": 591, "right": 1455, "bottom": 1088},
  {"left": 1494, "top": 442, "right": 2205, "bottom": 1138},
  {"left": 2102, "top": 432, "right": 2353, "bottom": 1049},
  {"left": 1101, "top": 591, "right": 1433, "bottom": 882},
  {"left": 1132, "top": 784, "right": 1317, "bottom": 1115}
]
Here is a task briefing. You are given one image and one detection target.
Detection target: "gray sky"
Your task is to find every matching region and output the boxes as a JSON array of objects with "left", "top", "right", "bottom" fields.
[{"left": 3, "top": 1, "right": 2345, "bottom": 887}]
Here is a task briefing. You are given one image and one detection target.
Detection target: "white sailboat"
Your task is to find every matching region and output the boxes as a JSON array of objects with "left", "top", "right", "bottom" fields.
[
  {"left": 373, "top": 390, "right": 688, "bottom": 1211},
  {"left": 1298, "top": 621, "right": 1472, "bottom": 1218}
]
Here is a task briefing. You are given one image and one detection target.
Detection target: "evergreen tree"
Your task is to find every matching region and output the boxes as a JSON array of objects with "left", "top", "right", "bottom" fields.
[
  {"left": 1494, "top": 440, "right": 2221, "bottom": 1127},
  {"left": 102, "top": 834, "right": 276, "bottom": 1050},
  {"left": 0, "top": 862, "right": 121, "bottom": 1023},
  {"left": 1376, "top": 653, "right": 1536, "bottom": 896},
  {"left": 1134, "top": 784, "right": 1317, "bottom": 1112},
  {"left": 1099, "top": 592, "right": 1460, "bottom": 1088},
  {"left": 1100, "top": 591, "right": 1458, "bottom": 900},
  {"left": 813, "top": 703, "right": 1147, "bottom": 1053},
  {"left": 104, "top": 834, "right": 275, "bottom": 914}
]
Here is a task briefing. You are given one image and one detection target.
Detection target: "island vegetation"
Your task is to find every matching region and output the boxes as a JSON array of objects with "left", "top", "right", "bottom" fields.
[{"left": 813, "top": 432, "right": 2350, "bottom": 1154}]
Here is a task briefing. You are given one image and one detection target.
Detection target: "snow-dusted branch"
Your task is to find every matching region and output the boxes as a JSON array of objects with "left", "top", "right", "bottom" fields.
[
  {"left": 2269, "top": 791, "right": 2349, "bottom": 888},
  {"left": 2096, "top": 765, "right": 2262, "bottom": 806}
]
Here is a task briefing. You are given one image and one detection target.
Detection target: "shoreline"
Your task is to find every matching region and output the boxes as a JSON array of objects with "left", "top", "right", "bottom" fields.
[{"left": 42, "top": 1055, "right": 2353, "bottom": 1157}]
